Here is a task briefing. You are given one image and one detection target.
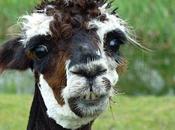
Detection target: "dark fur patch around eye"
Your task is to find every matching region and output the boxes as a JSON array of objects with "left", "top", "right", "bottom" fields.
[
  {"left": 26, "top": 35, "right": 52, "bottom": 51},
  {"left": 24, "top": 35, "right": 52, "bottom": 73},
  {"left": 104, "top": 30, "right": 127, "bottom": 53},
  {"left": 104, "top": 30, "right": 127, "bottom": 64},
  {"left": 105, "top": 30, "right": 127, "bottom": 46}
]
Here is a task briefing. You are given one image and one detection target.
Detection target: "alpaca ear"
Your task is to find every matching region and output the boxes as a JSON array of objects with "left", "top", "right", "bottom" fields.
[{"left": 0, "top": 37, "right": 32, "bottom": 72}]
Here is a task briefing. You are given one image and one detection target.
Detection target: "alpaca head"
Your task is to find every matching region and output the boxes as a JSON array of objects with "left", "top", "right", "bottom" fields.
[{"left": 0, "top": 0, "right": 138, "bottom": 129}]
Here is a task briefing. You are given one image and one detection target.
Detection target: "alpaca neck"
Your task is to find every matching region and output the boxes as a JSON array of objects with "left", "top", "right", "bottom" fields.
[{"left": 27, "top": 84, "right": 93, "bottom": 130}]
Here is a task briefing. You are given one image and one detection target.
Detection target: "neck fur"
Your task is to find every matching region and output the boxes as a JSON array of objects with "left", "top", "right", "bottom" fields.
[{"left": 27, "top": 75, "right": 95, "bottom": 130}]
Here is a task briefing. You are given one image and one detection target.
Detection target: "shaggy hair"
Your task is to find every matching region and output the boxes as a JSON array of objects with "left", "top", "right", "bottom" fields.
[{"left": 21, "top": 0, "right": 128, "bottom": 42}]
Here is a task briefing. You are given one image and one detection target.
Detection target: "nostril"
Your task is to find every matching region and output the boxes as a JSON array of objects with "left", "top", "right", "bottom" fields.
[{"left": 102, "top": 77, "right": 111, "bottom": 90}]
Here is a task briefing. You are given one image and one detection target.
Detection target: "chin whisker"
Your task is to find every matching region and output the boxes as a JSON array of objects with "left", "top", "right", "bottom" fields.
[
  {"left": 109, "top": 97, "right": 116, "bottom": 120},
  {"left": 113, "top": 87, "right": 118, "bottom": 96},
  {"left": 109, "top": 97, "right": 116, "bottom": 104}
]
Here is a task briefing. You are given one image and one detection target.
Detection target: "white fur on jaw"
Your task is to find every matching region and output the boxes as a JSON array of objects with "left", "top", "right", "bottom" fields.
[
  {"left": 19, "top": 13, "right": 53, "bottom": 46},
  {"left": 63, "top": 58, "right": 118, "bottom": 100},
  {"left": 61, "top": 58, "right": 117, "bottom": 118},
  {"left": 39, "top": 75, "right": 96, "bottom": 130}
]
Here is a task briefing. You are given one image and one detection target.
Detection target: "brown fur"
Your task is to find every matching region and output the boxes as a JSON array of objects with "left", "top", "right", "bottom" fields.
[
  {"left": 44, "top": 51, "right": 69, "bottom": 105},
  {"left": 36, "top": 0, "right": 108, "bottom": 41},
  {"left": 116, "top": 59, "right": 128, "bottom": 74}
]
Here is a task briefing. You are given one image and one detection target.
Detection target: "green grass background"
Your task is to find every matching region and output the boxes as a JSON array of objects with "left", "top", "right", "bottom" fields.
[{"left": 0, "top": 95, "right": 175, "bottom": 130}]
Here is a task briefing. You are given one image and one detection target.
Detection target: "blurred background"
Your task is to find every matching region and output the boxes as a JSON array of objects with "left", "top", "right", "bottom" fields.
[
  {"left": 0, "top": 0, "right": 175, "bottom": 130},
  {"left": 0, "top": 0, "right": 174, "bottom": 96}
]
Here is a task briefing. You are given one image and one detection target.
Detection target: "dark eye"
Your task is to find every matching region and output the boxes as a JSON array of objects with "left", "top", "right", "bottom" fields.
[
  {"left": 109, "top": 39, "right": 121, "bottom": 51},
  {"left": 34, "top": 45, "right": 48, "bottom": 59},
  {"left": 26, "top": 45, "right": 48, "bottom": 60},
  {"left": 105, "top": 30, "right": 126, "bottom": 52}
]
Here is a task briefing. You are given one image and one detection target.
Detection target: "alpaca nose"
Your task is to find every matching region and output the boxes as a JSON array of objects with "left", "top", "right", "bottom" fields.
[
  {"left": 71, "top": 67, "right": 107, "bottom": 92},
  {"left": 71, "top": 66, "right": 107, "bottom": 79}
]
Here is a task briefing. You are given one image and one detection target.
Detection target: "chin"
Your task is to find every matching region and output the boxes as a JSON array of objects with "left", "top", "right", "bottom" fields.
[{"left": 68, "top": 94, "right": 109, "bottom": 117}]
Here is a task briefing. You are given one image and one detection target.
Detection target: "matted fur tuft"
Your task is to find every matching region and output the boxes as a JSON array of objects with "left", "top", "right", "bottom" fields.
[{"left": 34, "top": 0, "right": 109, "bottom": 40}]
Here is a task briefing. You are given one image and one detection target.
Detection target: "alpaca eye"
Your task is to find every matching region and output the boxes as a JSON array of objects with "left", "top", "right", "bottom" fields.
[
  {"left": 110, "top": 39, "right": 120, "bottom": 47},
  {"left": 34, "top": 45, "right": 48, "bottom": 59},
  {"left": 105, "top": 30, "right": 127, "bottom": 52},
  {"left": 109, "top": 39, "right": 121, "bottom": 51}
]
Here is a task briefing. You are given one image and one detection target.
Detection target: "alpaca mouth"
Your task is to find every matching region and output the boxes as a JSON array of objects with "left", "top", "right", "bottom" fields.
[
  {"left": 79, "top": 93, "right": 107, "bottom": 105},
  {"left": 68, "top": 93, "right": 108, "bottom": 117}
]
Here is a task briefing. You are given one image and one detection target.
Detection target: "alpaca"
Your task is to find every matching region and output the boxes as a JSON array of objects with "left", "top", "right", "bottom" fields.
[{"left": 0, "top": 0, "right": 139, "bottom": 130}]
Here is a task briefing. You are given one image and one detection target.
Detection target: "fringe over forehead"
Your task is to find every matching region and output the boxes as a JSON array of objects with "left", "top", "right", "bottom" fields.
[
  {"left": 20, "top": 0, "right": 121, "bottom": 43},
  {"left": 35, "top": 0, "right": 116, "bottom": 40}
]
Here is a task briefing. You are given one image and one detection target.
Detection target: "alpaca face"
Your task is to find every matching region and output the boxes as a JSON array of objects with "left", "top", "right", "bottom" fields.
[{"left": 0, "top": 0, "right": 136, "bottom": 129}]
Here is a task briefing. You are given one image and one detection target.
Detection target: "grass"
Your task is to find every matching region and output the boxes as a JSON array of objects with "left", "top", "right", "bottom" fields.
[
  {"left": 0, "top": 0, "right": 37, "bottom": 41},
  {"left": 115, "top": 0, "right": 175, "bottom": 95},
  {"left": 0, "top": 95, "right": 175, "bottom": 130},
  {"left": 0, "top": 95, "right": 31, "bottom": 130}
]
